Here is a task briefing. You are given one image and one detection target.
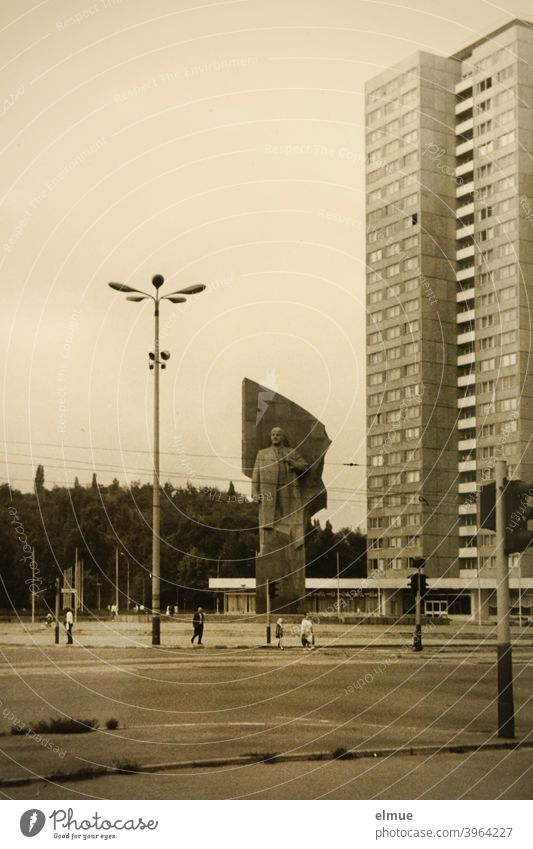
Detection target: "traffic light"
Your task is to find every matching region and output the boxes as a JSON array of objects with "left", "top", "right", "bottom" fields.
[
  {"left": 504, "top": 479, "right": 533, "bottom": 554},
  {"left": 268, "top": 581, "right": 278, "bottom": 598},
  {"left": 409, "top": 570, "right": 428, "bottom": 597},
  {"left": 479, "top": 482, "right": 496, "bottom": 531}
]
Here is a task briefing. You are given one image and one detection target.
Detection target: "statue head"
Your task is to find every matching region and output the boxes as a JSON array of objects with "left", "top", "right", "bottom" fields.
[{"left": 270, "top": 426, "right": 288, "bottom": 447}]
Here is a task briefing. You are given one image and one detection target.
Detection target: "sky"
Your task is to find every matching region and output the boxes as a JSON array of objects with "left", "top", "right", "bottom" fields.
[{"left": 0, "top": 0, "right": 527, "bottom": 530}]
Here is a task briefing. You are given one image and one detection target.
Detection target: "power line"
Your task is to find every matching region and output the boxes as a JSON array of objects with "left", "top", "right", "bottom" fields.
[{"left": 0, "top": 437, "right": 366, "bottom": 468}]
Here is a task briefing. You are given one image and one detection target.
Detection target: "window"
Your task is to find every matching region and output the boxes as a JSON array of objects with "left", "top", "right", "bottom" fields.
[
  {"left": 476, "top": 119, "right": 492, "bottom": 135},
  {"left": 386, "top": 388, "right": 401, "bottom": 402},
  {"left": 501, "top": 308, "right": 516, "bottom": 323},
  {"left": 387, "top": 367, "right": 401, "bottom": 381},
  {"left": 388, "top": 282, "right": 401, "bottom": 297},
  {"left": 368, "top": 351, "right": 384, "bottom": 365},
  {"left": 386, "top": 242, "right": 401, "bottom": 256},
  {"left": 389, "top": 452, "right": 402, "bottom": 464},
  {"left": 406, "top": 470, "right": 421, "bottom": 484},
  {"left": 371, "top": 455, "right": 384, "bottom": 466},
  {"left": 387, "top": 345, "right": 401, "bottom": 360},
  {"left": 500, "top": 286, "right": 515, "bottom": 301},
  {"left": 405, "top": 427, "right": 420, "bottom": 439},
  {"left": 368, "top": 331, "right": 381, "bottom": 345},
  {"left": 478, "top": 76, "right": 492, "bottom": 92},
  {"left": 404, "top": 341, "right": 419, "bottom": 356},
  {"left": 368, "top": 290, "right": 383, "bottom": 305},
  {"left": 479, "top": 357, "right": 496, "bottom": 372},
  {"left": 368, "top": 310, "right": 383, "bottom": 324},
  {"left": 403, "top": 193, "right": 418, "bottom": 209},
  {"left": 403, "top": 129, "right": 418, "bottom": 144},
  {"left": 368, "top": 393, "right": 382, "bottom": 407},
  {"left": 404, "top": 362, "right": 418, "bottom": 376},
  {"left": 386, "top": 263, "right": 401, "bottom": 278},
  {"left": 498, "top": 130, "right": 515, "bottom": 147},
  {"left": 386, "top": 304, "right": 401, "bottom": 319},
  {"left": 499, "top": 263, "right": 516, "bottom": 280},
  {"left": 369, "top": 372, "right": 384, "bottom": 385},
  {"left": 403, "top": 235, "right": 418, "bottom": 250},
  {"left": 369, "top": 249, "right": 383, "bottom": 263},
  {"left": 405, "top": 298, "right": 419, "bottom": 312},
  {"left": 478, "top": 140, "right": 493, "bottom": 156},
  {"left": 403, "top": 256, "right": 418, "bottom": 272},
  {"left": 386, "top": 326, "right": 401, "bottom": 340}
]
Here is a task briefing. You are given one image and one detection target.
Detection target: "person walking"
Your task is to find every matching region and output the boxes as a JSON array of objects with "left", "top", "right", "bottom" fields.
[
  {"left": 191, "top": 607, "right": 205, "bottom": 645},
  {"left": 64, "top": 608, "right": 74, "bottom": 645},
  {"left": 300, "top": 612, "right": 314, "bottom": 651},
  {"left": 275, "top": 617, "right": 284, "bottom": 650}
]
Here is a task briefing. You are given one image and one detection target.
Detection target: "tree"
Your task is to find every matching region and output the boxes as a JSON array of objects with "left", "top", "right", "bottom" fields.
[{"left": 34, "top": 465, "right": 45, "bottom": 494}]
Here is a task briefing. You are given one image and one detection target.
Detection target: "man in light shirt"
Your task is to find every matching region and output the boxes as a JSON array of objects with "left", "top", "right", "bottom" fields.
[
  {"left": 64, "top": 608, "right": 74, "bottom": 645},
  {"left": 300, "top": 613, "right": 314, "bottom": 652}
]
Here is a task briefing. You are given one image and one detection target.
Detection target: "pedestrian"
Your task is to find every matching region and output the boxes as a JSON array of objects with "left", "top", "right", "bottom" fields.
[
  {"left": 45, "top": 613, "right": 53, "bottom": 628},
  {"left": 110, "top": 603, "right": 118, "bottom": 619},
  {"left": 64, "top": 608, "right": 74, "bottom": 645},
  {"left": 275, "top": 617, "right": 284, "bottom": 650},
  {"left": 191, "top": 607, "right": 205, "bottom": 645},
  {"left": 300, "top": 612, "right": 314, "bottom": 651}
]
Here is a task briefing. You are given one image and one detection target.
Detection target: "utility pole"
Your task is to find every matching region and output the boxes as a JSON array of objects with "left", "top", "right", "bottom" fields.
[
  {"left": 336, "top": 550, "right": 341, "bottom": 614},
  {"left": 115, "top": 546, "right": 119, "bottom": 610},
  {"left": 413, "top": 574, "right": 422, "bottom": 652},
  {"left": 54, "top": 578, "right": 60, "bottom": 645},
  {"left": 495, "top": 459, "right": 514, "bottom": 738},
  {"left": 31, "top": 547, "right": 36, "bottom": 625},
  {"left": 266, "top": 578, "right": 271, "bottom": 645}
]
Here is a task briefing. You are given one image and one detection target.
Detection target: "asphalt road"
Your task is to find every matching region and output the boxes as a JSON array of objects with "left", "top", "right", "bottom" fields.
[{"left": 0, "top": 640, "right": 532, "bottom": 799}]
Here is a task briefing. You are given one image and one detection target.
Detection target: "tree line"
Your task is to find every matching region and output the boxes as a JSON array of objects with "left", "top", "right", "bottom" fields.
[{"left": 0, "top": 467, "right": 366, "bottom": 612}]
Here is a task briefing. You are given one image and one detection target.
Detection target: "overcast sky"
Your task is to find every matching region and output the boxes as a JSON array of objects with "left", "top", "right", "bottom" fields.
[{"left": 0, "top": 0, "right": 526, "bottom": 530}]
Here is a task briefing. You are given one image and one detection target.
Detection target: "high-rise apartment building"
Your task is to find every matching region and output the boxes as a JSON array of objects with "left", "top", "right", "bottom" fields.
[{"left": 365, "top": 19, "right": 533, "bottom": 619}]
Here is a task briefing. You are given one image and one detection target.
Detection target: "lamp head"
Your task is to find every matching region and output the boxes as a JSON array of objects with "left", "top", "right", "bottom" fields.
[{"left": 152, "top": 274, "right": 165, "bottom": 290}]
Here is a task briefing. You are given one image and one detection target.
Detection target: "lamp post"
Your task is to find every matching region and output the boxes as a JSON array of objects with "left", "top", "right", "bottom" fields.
[
  {"left": 120, "top": 552, "right": 130, "bottom": 612},
  {"left": 108, "top": 274, "right": 206, "bottom": 645}
]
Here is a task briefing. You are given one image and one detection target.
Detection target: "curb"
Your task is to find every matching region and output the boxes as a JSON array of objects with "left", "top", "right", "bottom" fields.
[{"left": 1, "top": 739, "right": 532, "bottom": 789}]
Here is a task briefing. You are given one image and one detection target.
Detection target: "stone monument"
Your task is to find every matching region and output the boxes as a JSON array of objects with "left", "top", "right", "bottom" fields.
[{"left": 242, "top": 378, "right": 331, "bottom": 613}]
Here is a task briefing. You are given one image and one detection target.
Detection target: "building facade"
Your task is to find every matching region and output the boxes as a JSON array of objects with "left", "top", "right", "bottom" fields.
[{"left": 365, "top": 19, "right": 533, "bottom": 618}]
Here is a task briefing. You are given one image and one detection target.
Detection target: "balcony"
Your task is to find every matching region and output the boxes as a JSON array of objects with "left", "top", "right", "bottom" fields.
[
  {"left": 456, "top": 117, "right": 474, "bottom": 136},
  {"left": 458, "top": 394, "right": 476, "bottom": 409},
  {"left": 456, "top": 266, "right": 474, "bottom": 283},
  {"left": 458, "top": 416, "right": 476, "bottom": 430},
  {"left": 458, "top": 438, "right": 476, "bottom": 451},
  {"left": 457, "top": 351, "right": 476, "bottom": 366},
  {"left": 456, "top": 244, "right": 474, "bottom": 261},
  {"left": 456, "top": 180, "right": 474, "bottom": 199},
  {"left": 455, "top": 96, "right": 473, "bottom": 117},
  {"left": 459, "top": 524, "right": 478, "bottom": 535},
  {"left": 457, "top": 308, "right": 475, "bottom": 324},
  {"left": 458, "top": 460, "right": 477, "bottom": 473},
  {"left": 456, "top": 138, "right": 474, "bottom": 157},
  {"left": 457, "top": 330, "right": 475, "bottom": 345},
  {"left": 459, "top": 546, "right": 478, "bottom": 557},
  {"left": 456, "top": 201, "right": 474, "bottom": 219},
  {"left": 458, "top": 373, "right": 476, "bottom": 388},
  {"left": 456, "top": 288, "right": 475, "bottom": 304},
  {"left": 456, "top": 223, "right": 474, "bottom": 240},
  {"left": 455, "top": 78, "right": 473, "bottom": 96},
  {"left": 459, "top": 502, "right": 477, "bottom": 515}
]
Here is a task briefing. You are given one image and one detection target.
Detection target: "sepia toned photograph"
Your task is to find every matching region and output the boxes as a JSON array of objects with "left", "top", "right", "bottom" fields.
[{"left": 0, "top": 0, "right": 532, "bottom": 819}]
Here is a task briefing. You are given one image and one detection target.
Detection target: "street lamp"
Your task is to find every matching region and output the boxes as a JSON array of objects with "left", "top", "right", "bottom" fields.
[
  {"left": 108, "top": 274, "right": 206, "bottom": 645},
  {"left": 120, "top": 552, "right": 130, "bottom": 611}
]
